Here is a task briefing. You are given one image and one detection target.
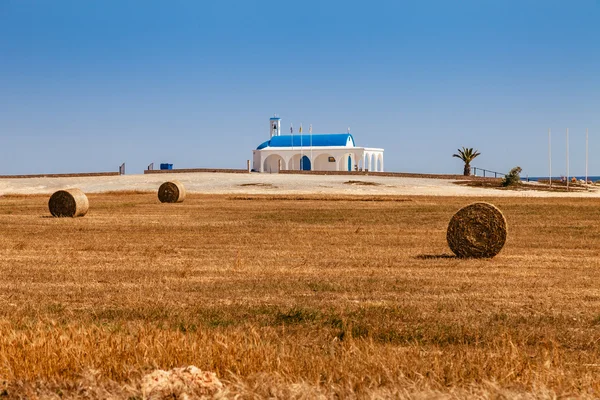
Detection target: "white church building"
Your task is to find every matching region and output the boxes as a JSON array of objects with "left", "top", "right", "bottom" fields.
[{"left": 252, "top": 116, "right": 384, "bottom": 173}]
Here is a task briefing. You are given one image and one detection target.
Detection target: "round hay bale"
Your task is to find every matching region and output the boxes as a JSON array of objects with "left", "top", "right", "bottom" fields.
[
  {"left": 446, "top": 202, "right": 507, "bottom": 258},
  {"left": 158, "top": 180, "right": 186, "bottom": 203},
  {"left": 48, "top": 189, "right": 89, "bottom": 218}
]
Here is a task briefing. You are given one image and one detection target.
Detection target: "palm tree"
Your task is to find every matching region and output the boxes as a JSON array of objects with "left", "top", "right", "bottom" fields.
[{"left": 453, "top": 147, "right": 481, "bottom": 176}]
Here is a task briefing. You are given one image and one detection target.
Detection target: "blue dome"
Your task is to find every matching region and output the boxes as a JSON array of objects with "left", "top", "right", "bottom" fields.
[{"left": 256, "top": 134, "right": 355, "bottom": 150}]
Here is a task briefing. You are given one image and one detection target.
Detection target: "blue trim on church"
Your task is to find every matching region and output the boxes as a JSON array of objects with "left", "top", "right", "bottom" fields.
[{"left": 256, "top": 134, "right": 354, "bottom": 150}]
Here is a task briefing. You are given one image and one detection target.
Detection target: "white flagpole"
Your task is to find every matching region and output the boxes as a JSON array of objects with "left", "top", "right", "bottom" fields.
[
  {"left": 586, "top": 128, "right": 589, "bottom": 186},
  {"left": 300, "top": 124, "right": 303, "bottom": 170},
  {"left": 309, "top": 124, "right": 313, "bottom": 171},
  {"left": 290, "top": 123, "right": 294, "bottom": 169},
  {"left": 548, "top": 128, "right": 552, "bottom": 188},
  {"left": 566, "top": 128, "right": 569, "bottom": 191}
]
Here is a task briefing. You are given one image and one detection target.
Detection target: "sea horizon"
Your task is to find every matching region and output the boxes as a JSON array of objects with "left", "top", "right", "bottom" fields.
[{"left": 524, "top": 176, "right": 600, "bottom": 182}]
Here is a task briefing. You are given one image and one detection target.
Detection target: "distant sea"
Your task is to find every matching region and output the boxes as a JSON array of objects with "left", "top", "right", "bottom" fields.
[{"left": 523, "top": 176, "right": 600, "bottom": 183}]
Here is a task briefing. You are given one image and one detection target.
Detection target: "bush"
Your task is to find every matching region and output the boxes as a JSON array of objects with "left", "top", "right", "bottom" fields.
[{"left": 502, "top": 166, "right": 522, "bottom": 187}]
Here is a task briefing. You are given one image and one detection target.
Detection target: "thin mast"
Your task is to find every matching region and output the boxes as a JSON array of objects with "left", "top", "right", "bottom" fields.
[
  {"left": 586, "top": 128, "right": 589, "bottom": 186},
  {"left": 548, "top": 128, "right": 552, "bottom": 188},
  {"left": 309, "top": 124, "right": 313, "bottom": 171},
  {"left": 300, "top": 123, "right": 303, "bottom": 170},
  {"left": 566, "top": 128, "right": 569, "bottom": 191}
]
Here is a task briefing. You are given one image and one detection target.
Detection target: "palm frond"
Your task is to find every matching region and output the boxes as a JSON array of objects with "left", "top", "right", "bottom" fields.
[{"left": 452, "top": 146, "right": 481, "bottom": 170}]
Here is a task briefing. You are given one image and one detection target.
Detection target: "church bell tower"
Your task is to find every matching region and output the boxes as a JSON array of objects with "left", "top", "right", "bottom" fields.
[{"left": 270, "top": 115, "right": 281, "bottom": 138}]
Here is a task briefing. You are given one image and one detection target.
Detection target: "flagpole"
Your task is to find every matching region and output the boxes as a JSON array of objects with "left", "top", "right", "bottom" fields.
[
  {"left": 290, "top": 123, "right": 294, "bottom": 169},
  {"left": 309, "top": 124, "right": 313, "bottom": 171},
  {"left": 548, "top": 128, "right": 552, "bottom": 188},
  {"left": 300, "top": 123, "right": 303, "bottom": 170},
  {"left": 566, "top": 128, "right": 569, "bottom": 192},
  {"left": 586, "top": 128, "right": 589, "bottom": 187}
]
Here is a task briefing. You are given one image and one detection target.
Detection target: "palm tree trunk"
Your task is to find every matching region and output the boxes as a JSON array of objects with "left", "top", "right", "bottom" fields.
[{"left": 464, "top": 164, "right": 471, "bottom": 176}]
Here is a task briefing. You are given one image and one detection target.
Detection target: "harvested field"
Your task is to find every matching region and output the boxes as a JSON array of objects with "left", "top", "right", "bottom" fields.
[{"left": 1, "top": 193, "right": 600, "bottom": 398}]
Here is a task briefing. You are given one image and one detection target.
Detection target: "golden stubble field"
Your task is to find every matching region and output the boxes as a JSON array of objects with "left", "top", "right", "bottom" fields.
[{"left": 0, "top": 192, "right": 599, "bottom": 399}]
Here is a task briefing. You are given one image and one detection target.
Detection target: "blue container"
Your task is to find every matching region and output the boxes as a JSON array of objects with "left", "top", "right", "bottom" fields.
[{"left": 160, "top": 163, "right": 173, "bottom": 170}]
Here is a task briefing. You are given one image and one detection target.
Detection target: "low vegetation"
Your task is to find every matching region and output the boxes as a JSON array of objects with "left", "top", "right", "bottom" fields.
[
  {"left": 343, "top": 180, "right": 382, "bottom": 186},
  {"left": 0, "top": 193, "right": 599, "bottom": 398},
  {"left": 501, "top": 166, "right": 522, "bottom": 187}
]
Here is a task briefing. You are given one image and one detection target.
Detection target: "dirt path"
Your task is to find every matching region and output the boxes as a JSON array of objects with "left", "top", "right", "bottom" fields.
[{"left": 0, "top": 172, "right": 598, "bottom": 197}]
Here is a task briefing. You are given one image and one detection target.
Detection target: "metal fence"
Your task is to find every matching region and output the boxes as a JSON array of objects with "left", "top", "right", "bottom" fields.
[{"left": 472, "top": 167, "right": 505, "bottom": 178}]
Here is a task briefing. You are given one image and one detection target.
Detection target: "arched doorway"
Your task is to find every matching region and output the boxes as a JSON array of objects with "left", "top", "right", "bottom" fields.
[
  {"left": 289, "top": 154, "right": 312, "bottom": 171},
  {"left": 301, "top": 155, "right": 311, "bottom": 171},
  {"left": 377, "top": 154, "right": 383, "bottom": 172},
  {"left": 371, "top": 154, "right": 377, "bottom": 172},
  {"left": 263, "top": 154, "right": 285, "bottom": 173},
  {"left": 339, "top": 153, "right": 355, "bottom": 172}
]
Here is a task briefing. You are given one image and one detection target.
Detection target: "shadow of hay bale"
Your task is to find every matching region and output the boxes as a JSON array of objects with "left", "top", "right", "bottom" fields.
[{"left": 415, "top": 254, "right": 457, "bottom": 260}]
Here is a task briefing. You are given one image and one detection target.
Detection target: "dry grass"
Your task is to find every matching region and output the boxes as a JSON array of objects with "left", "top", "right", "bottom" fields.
[{"left": 1, "top": 193, "right": 600, "bottom": 398}]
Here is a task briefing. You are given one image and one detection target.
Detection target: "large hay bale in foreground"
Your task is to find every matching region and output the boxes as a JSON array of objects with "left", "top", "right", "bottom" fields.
[
  {"left": 447, "top": 202, "right": 507, "bottom": 258},
  {"left": 48, "top": 189, "right": 89, "bottom": 218},
  {"left": 158, "top": 180, "right": 186, "bottom": 203}
]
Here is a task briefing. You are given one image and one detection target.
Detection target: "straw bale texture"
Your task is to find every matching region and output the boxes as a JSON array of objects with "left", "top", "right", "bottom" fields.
[
  {"left": 158, "top": 181, "right": 186, "bottom": 203},
  {"left": 446, "top": 202, "right": 507, "bottom": 258},
  {"left": 141, "top": 366, "right": 223, "bottom": 399},
  {"left": 48, "top": 189, "right": 89, "bottom": 218}
]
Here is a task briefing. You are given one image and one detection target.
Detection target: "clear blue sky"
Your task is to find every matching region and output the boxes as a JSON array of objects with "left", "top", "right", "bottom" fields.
[{"left": 1, "top": 0, "right": 599, "bottom": 176}]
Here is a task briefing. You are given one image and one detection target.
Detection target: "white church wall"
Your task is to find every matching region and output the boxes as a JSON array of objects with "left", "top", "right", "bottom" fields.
[
  {"left": 252, "top": 151, "right": 262, "bottom": 172},
  {"left": 288, "top": 154, "right": 300, "bottom": 170},
  {"left": 255, "top": 116, "right": 384, "bottom": 173},
  {"left": 313, "top": 153, "right": 338, "bottom": 171},
  {"left": 287, "top": 153, "right": 313, "bottom": 170},
  {"left": 254, "top": 146, "right": 383, "bottom": 173},
  {"left": 377, "top": 154, "right": 384, "bottom": 172},
  {"left": 263, "top": 154, "right": 285, "bottom": 173},
  {"left": 338, "top": 152, "right": 357, "bottom": 171}
]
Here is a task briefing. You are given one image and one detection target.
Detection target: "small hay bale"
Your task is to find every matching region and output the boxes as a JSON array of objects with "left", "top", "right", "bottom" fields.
[
  {"left": 48, "top": 189, "right": 89, "bottom": 218},
  {"left": 446, "top": 202, "right": 507, "bottom": 258},
  {"left": 158, "top": 180, "right": 186, "bottom": 203}
]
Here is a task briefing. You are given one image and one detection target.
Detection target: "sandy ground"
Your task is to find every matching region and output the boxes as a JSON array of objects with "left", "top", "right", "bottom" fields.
[{"left": 1, "top": 172, "right": 598, "bottom": 197}]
